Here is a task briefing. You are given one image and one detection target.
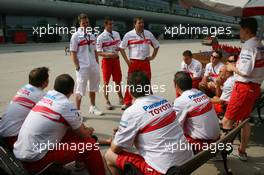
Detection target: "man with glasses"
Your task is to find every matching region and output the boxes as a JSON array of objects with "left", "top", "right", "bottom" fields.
[
  {"left": 199, "top": 51, "right": 224, "bottom": 97},
  {"left": 222, "top": 18, "right": 264, "bottom": 161},
  {"left": 96, "top": 17, "right": 123, "bottom": 110},
  {"left": 70, "top": 13, "right": 103, "bottom": 116},
  {"left": 211, "top": 58, "right": 237, "bottom": 116}
]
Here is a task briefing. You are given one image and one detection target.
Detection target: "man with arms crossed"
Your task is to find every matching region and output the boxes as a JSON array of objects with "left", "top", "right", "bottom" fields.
[
  {"left": 13, "top": 74, "right": 105, "bottom": 175},
  {"left": 211, "top": 63, "right": 236, "bottom": 116},
  {"left": 105, "top": 71, "right": 193, "bottom": 175},
  {"left": 222, "top": 18, "right": 264, "bottom": 161},
  {"left": 119, "top": 17, "right": 160, "bottom": 110},
  {"left": 199, "top": 51, "right": 224, "bottom": 97},
  {"left": 174, "top": 71, "right": 220, "bottom": 154},
  {"left": 0, "top": 67, "right": 49, "bottom": 147},
  {"left": 70, "top": 13, "right": 103, "bottom": 115},
  {"left": 96, "top": 17, "right": 123, "bottom": 110}
]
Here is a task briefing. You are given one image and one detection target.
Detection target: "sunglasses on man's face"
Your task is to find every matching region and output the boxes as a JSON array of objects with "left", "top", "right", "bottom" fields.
[
  {"left": 227, "top": 60, "right": 236, "bottom": 63},
  {"left": 211, "top": 55, "right": 219, "bottom": 59}
]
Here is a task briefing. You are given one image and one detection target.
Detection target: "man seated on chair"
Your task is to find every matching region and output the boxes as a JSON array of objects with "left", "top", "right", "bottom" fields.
[
  {"left": 0, "top": 67, "right": 49, "bottom": 148},
  {"left": 174, "top": 71, "right": 220, "bottom": 154},
  {"left": 180, "top": 50, "right": 203, "bottom": 89},
  {"left": 211, "top": 55, "right": 237, "bottom": 116},
  {"left": 199, "top": 51, "right": 224, "bottom": 97},
  {"left": 104, "top": 71, "right": 193, "bottom": 175},
  {"left": 13, "top": 74, "right": 105, "bottom": 175}
]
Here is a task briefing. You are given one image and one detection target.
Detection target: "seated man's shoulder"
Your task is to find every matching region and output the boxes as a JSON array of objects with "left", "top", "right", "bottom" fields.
[
  {"left": 174, "top": 94, "right": 189, "bottom": 108},
  {"left": 205, "top": 62, "right": 212, "bottom": 67},
  {"left": 194, "top": 59, "right": 202, "bottom": 67}
]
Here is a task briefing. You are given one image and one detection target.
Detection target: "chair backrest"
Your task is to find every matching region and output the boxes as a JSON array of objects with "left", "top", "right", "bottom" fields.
[
  {"left": 166, "top": 118, "right": 250, "bottom": 175},
  {"left": 0, "top": 139, "right": 29, "bottom": 175}
]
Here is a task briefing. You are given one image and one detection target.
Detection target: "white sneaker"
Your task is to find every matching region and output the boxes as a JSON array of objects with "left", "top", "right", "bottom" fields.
[{"left": 89, "top": 106, "right": 104, "bottom": 116}]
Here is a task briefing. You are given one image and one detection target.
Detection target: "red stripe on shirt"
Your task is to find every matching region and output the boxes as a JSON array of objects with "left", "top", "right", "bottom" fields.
[
  {"left": 78, "top": 40, "right": 95, "bottom": 46},
  {"left": 128, "top": 39, "right": 151, "bottom": 45},
  {"left": 187, "top": 102, "right": 213, "bottom": 118},
  {"left": 12, "top": 96, "right": 36, "bottom": 109},
  {"left": 102, "top": 40, "right": 120, "bottom": 48},
  {"left": 139, "top": 111, "right": 176, "bottom": 134},
  {"left": 32, "top": 105, "right": 69, "bottom": 126},
  {"left": 255, "top": 59, "right": 264, "bottom": 68},
  {"left": 211, "top": 73, "right": 218, "bottom": 78}
]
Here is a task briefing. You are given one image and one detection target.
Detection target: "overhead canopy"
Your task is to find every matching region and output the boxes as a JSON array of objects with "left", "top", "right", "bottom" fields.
[
  {"left": 243, "top": 0, "right": 264, "bottom": 17},
  {"left": 179, "top": 0, "right": 264, "bottom": 17}
]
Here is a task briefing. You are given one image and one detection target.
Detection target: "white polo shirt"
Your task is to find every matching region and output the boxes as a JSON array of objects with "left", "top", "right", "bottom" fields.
[
  {"left": 96, "top": 30, "right": 121, "bottom": 54},
  {"left": 235, "top": 37, "right": 264, "bottom": 84},
  {"left": 114, "top": 95, "right": 193, "bottom": 174},
  {"left": 181, "top": 59, "right": 203, "bottom": 78},
  {"left": 220, "top": 75, "right": 236, "bottom": 102},
  {"left": 204, "top": 62, "right": 224, "bottom": 82},
  {"left": 70, "top": 28, "right": 97, "bottom": 68},
  {"left": 0, "top": 84, "right": 45, "bottom": 137},
  {"left": 13, "top": 90, "right": 82, "bottom": 161},
  {"left": 119, "top": 29, "right": 159, "bottom": 60},
  {"left": 173, "top": 89, "right": 220, "bottom": 141}
]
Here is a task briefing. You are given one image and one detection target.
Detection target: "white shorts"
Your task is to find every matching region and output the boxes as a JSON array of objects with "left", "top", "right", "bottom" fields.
[{"left": 75, "top": 65, "right": 100, "bottom": 96}]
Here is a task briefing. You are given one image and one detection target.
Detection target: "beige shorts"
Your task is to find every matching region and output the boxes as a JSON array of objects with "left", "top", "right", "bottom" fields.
[{"left": 75, "top": 65, "right": 100, "bottom": 96}]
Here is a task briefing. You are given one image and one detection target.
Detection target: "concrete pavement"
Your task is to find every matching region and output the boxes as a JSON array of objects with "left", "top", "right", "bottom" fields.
[{"left": 0, "top": 40, "right": 263, "bottom": 175}]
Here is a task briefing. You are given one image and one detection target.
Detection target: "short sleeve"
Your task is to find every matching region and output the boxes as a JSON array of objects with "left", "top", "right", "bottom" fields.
[
  {"left": 204, "top": 64, "right": 210, "bottom": 76},
  {"left": 70, "top": 34, "right": 78, "bottom": 52},
  {"left": 119, "top": 33, "right": 129, "bottom": 49},
  {"left": 63, "top": 103, "right": 83, "bottom": 130},
  {"left": 116, "top": 32, "right": 121, "bottom": 45},
  {"left": 180, "top": 62, "right": 185, "bottom": 71},
  {"left": 237, "top": 49, "right": 255, "bottom": 76},
  {"left": 96, "top": 35, "right": 103, "bottom": 52},
  {"left": 193, "top": 62, "right": 202, "bottom": 78},
  {"left": 173, "top": 99, "right": 187, "bottom": 127},
  {"left": 149, "top": 32, "right": 160, "bottom": 49},
  {"left": 113, "top": 110, "right": 139, "bottom": 149}
]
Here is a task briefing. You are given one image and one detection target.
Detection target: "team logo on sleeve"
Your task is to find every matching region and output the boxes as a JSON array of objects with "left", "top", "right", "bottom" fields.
[{"left": 119, "top": 120, "right": 128, "bottom": 128}]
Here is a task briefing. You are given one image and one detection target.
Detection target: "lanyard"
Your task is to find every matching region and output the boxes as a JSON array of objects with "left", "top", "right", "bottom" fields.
[
  {"left": 109, "top": 32, "right": 115, "bottom": 40},
  {"left": 212, "top": 65, "right": 217, "bottom": 74},
  {"left": 84, "top": 33, "right": 91, "bottom": 52},
  {"left": 136, "top": 31, "right": 145, "bottom": 39}
]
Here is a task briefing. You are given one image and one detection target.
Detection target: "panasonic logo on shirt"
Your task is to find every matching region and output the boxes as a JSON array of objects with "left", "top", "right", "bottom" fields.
[
  {"left": 188, "top": 91, "right": 203, "bottom": 99},
  {"left": 143, "top": 99, "right": 168, "bottom": 111}
]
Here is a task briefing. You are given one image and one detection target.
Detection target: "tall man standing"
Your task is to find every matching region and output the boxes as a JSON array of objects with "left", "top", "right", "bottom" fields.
[
  {"left": 222, "top": 18, "right": 264, "bottom": 161},
  {"left": 70, "top": 13, "right": 103, "bottom": 116},
  {"left": 119, "top": 17, "right": 160, "bottom": 110},
  {"left": 97, "top": 17, "right": 123, "bottom": 110}
]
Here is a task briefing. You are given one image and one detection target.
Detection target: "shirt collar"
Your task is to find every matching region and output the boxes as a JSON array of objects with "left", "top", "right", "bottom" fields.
[
  {"left": 244, "top": 36, "right": 258, "bottom": 47},
  {"left": 51, "top": 90, "right": 69, "bottom": 100},
  {"left": 28, "top": 84, "right": 42, "bottom": 92},
  {"left": 181, "top": 89, "right": 193, "bottom": 97},
  {"left": 104, "top": 29, "right": 112, "bottom": 34},
  {"left": 134, "top": 28, "right": 144, "bottom": 37}
]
